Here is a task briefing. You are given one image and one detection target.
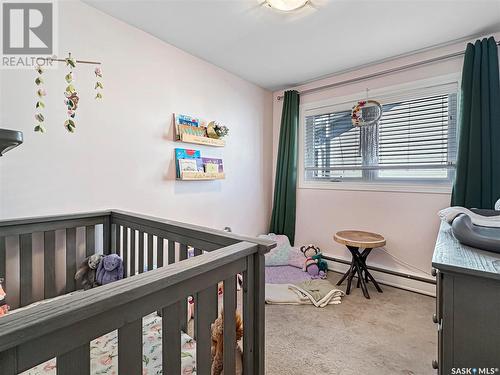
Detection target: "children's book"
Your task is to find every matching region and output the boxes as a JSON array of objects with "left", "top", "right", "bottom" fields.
[
  {"left": 175, "top": 148, "right": 201, "bottom": 178},
  {"left": 175, "top": 114, "right": 203, "bottom": 127},
  {"left": 173, "top": 113, "right": 206, "bottom": 140},
  {"left": 179, "top": 159, "right": 198, "bottom": 172},
  {"left": 202, "top": 157, "right": 224, "bottom": 173},
  {"left": 205, "top": 163, "right": 219, "bottom": 173}
]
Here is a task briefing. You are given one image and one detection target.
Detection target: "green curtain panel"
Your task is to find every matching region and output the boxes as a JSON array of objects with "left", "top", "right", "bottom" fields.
[
  {"left": 452, "top": 37, "right": 500, "bottom": 209},
  {"left": 270, "top": 90, "right": 300, "bottom": 244}
]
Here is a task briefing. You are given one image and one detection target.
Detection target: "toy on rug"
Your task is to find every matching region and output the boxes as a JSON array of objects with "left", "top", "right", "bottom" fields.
[
  {"left": 75, "top": 254, "right": 103, "bottom": 290},
  {"left": 211, "top": 312, "right": 243, "bottom": 375},
  {"left": 300, "top": 244, "right": 328, "bottom": 279},
  {"left": 96, "top": 254, "right": 124, "bottom": 285},
  {"left": 0, "top": 278, "right": 10, "bottom": 316}
]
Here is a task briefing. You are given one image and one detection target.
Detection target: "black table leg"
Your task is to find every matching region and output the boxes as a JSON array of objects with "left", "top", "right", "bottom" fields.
[
  {"left": 337, "top": 245, "right": 383, "bottom": 299},
  {"left": 345, "top": 263, "right": 356, "bottom": 295},
  {"left": 357, "top": 248, "right": 383, "bottom": 293},
  {"left": 337, "top": 259, "right": 354, "bottom": 286},
  {"left": 349, "top": 247, "right": 370, "bottom": 298}
]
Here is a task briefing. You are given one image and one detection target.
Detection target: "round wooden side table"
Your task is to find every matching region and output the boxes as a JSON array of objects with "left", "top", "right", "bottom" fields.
[{"left": 334, "top": 230, "right": 386, "bottom": 299}]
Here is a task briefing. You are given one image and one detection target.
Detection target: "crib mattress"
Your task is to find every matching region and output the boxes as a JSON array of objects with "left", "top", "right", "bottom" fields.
[{"left": 21, "top": 313, "right": 197, "bottom": 375}]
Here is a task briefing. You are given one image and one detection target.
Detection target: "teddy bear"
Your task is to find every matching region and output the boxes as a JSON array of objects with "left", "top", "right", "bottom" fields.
[
  {"left": 300, "top": 244, "right": 328, "bottom": 279},
  {"left": 211, "top": 312, "right": 243, "bottom": 375},
  {"left": 75, "top": 254, "right": 103, "bottom": 290},
  {"left": 0, "top": 278, "right": 9, "bottom": 316}
]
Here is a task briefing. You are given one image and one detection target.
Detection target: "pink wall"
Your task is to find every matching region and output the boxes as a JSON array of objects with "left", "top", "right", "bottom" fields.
[
  {"left": 0, "top": 1, "right": 273, "bottom": 237},
  {"left": 272, "top": 34, "right": 500, "bottom": 294}
]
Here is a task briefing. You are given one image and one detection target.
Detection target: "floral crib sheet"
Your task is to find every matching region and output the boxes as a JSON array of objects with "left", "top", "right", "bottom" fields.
[{"left": 21, "top": 313, "right": 197, "bottom": 375}]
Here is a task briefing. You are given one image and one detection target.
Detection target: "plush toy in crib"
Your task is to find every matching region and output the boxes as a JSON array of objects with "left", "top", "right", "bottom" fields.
[
  {"left": 75, "top": 254, "right": 103, "bottom": 290},
  {"left": 0, "top": 278, "right": 10, "bottom": 316},
  {"left": 96, "top": 254, "right": 124, "bottom": 285},
  {"left": 211, "top": 312, "right": 243, "bottom": 375},
  {"left": 300, "top": 244, "right": 328, "bottom": 279}
]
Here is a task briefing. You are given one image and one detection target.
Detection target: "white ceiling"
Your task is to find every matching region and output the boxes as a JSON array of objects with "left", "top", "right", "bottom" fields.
[{"left": 84, "top": 0, "right": 500, "bottom": 91}]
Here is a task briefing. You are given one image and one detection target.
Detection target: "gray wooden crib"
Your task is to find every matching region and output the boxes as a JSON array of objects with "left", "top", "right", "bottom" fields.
[{"left": 0, "top": 210, "right": 274, "bottom": 374}]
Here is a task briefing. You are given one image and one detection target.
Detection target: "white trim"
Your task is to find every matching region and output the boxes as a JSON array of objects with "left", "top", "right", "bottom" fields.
[
  {"left": 325, "top": 259, "right": 436, "bottom": 297},
  {"left": 299, "top": 180, "right": 452, "bottom": 194},
  {"left": 298, "top": 74, "right": 461, "bottom": 194}
]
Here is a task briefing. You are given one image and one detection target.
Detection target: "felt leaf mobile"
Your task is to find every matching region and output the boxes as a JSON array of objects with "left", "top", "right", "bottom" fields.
[
  {"left": 94, "top": 67, "right": 103, "bottom": 100},
  {"left": 32, "top": 53, "right": 102, "bottom": 133},
  {"left": 63, "top": 57, "right": 79, "bottom": 133},
  {"left": 34, "top": 65, "right": 46, "bottom": 133}
]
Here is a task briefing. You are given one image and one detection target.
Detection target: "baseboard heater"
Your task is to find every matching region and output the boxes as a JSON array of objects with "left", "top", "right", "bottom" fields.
[{"left": 323, "top": 255, "right": 436, "bottom": 285}]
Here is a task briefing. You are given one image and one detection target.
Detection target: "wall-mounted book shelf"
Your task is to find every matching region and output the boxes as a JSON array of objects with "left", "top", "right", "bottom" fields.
[
  {"left": 178, "top": 171, "right": 225, "bottom": 181},
  {"left": 177, "top": 133, "right": 225, "bottom": 147},
  {"left": 173, "top": 113, "right": 226, "bottom": 147}
]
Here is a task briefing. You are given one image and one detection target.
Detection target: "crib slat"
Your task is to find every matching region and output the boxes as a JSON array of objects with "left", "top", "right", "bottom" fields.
[
  {"left": 0, "top": 236, "right": 6, "bottom": 286},
  {"left": 162, "top": 302, "right": 181, "bottom": 374},
  {"left": 44, "top": 231, "right": 57, "bottom": 299},
  {"left": 85, "top": 225, "right": 95, "bottom": 257},
  {"left": 138, "top": 231, "right": 144, "bottom": 274},
  {"left": 103, "top": 216, "right": 111, "bottom": 255},
  {"left": 243, "top": 255, "right": 255, "bottom": 375},
  {"left": 118, "top": 318, "right": 142, "bottom": 374},
  {"left": 157, "top": 237, "right": 164, "bottom": 267},
  {"left": 180, "top": 244, "right": 188, "bottom": 261},
  {"left": 123, "top": 227, "right": 129, "bottom": 278},
  {"left": 57, "top": 344, "right": 90, "bottom": 374},
  {"left": 130, "top": 230, "right": 136, "bottom": 276},
  {"left": 196, "top": 285, "right": 218, "bottom": 375},
  {"left": 180, "top": 297, "right": 188, "bottom": 333},
  {"left": 19, "top": 233, "right": 33, "bottom": 307},
  {"left": 0, "top": 348, "right": 17, "bottom": 375},
  {"left": 223, "top": 275, "right": 237, "bottom": 374},
  {"left": 113, "top": 224, "right": 120, "bottom": 255},
  {"left": 65, "top": 228, "right": 77, "bottom": 293},
  {"left": 147, "top": 234, "right": 154, "bottom": 271},
  {"left": 167, "top": 240, "right": 175, "bottom": 264}
]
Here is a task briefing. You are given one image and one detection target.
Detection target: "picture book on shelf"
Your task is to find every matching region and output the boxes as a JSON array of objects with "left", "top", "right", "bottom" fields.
[
  {"left": 174, "top": 114, "right": 204, "bottom": 127},
  {"left": 175, "top": 148, "right": 201, "bottom": 178},
  {"left": 174, "top": 114, "right": 207, "bottom": 140},
  {"left": 179, "top": 159, "right": 198, "bottom": 173},
  {"left": 202, "top": 157, "right": 224, "bottom": 173}
]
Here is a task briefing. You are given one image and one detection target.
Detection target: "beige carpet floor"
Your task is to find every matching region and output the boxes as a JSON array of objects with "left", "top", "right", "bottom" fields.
[{"left": 265, "top": 277, "right": 436, "bottom": 375}]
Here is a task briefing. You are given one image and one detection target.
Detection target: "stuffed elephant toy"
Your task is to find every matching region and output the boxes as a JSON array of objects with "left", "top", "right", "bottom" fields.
[{"left": 96, "top": 254, "right": 124, "bottom": 285}]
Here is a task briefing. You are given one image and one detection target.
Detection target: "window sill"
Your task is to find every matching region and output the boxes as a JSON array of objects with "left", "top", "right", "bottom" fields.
[{"left": 298, "top": 181, "right": 452, "bottom": 194}]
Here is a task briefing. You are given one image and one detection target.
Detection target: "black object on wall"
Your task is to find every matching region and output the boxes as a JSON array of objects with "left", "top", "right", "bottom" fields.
[{"left": 0, "top": 128, "right": 23, "bottom": 156}]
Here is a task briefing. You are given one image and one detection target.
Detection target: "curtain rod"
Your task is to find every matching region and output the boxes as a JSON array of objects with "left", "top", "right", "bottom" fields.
[{"left": 277, "top": 41, "right": 500, "bottom": 100}]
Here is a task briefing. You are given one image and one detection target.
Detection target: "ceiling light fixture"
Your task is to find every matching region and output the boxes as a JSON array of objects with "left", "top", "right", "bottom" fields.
[{"left": 265, "top": 0, "right": 309, "bottom": 12}]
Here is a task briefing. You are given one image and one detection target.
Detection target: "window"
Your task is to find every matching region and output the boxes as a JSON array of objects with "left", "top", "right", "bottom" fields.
[{"left": 303, "top": 82, "right": 458, "bottom": 186}]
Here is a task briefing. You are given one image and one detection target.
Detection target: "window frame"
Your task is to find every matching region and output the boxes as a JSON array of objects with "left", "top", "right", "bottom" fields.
[{"left": 298, "top": 74, "right": 461, "bottom": 194}]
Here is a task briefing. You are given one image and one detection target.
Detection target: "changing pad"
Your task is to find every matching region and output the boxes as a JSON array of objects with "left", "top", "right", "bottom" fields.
[{"left": 452, "top": 214, "right": 500, "bottom": 254}]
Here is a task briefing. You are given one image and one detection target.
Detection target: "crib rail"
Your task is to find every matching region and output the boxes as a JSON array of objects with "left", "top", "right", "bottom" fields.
[
  {"left": 0, "top": 211, "right": 111, "bottom": 308},
  {"left": 0, "top": 210, "right": 273, "bottom": 374}
]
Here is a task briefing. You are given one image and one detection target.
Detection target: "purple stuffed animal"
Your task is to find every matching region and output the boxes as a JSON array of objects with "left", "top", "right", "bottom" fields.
[{"left": 96, "top": 254, "right": 124, "bottom": 285}]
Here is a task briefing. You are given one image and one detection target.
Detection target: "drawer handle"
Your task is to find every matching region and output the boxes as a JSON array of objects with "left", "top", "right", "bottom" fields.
[
  {"left": 431, "top": 268, "right": 437, "bottom": 277},
  {"left": 432, "top": 314, "right": 439, "bottom": 324},
  {"left": 432, "top": 360, "right": 438, "bottom": 369}
]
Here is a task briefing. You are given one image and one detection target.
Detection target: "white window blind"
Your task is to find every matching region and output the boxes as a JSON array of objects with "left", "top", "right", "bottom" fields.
[{"left": 304, "top": 83, "right": 458, "bottom": 183}]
